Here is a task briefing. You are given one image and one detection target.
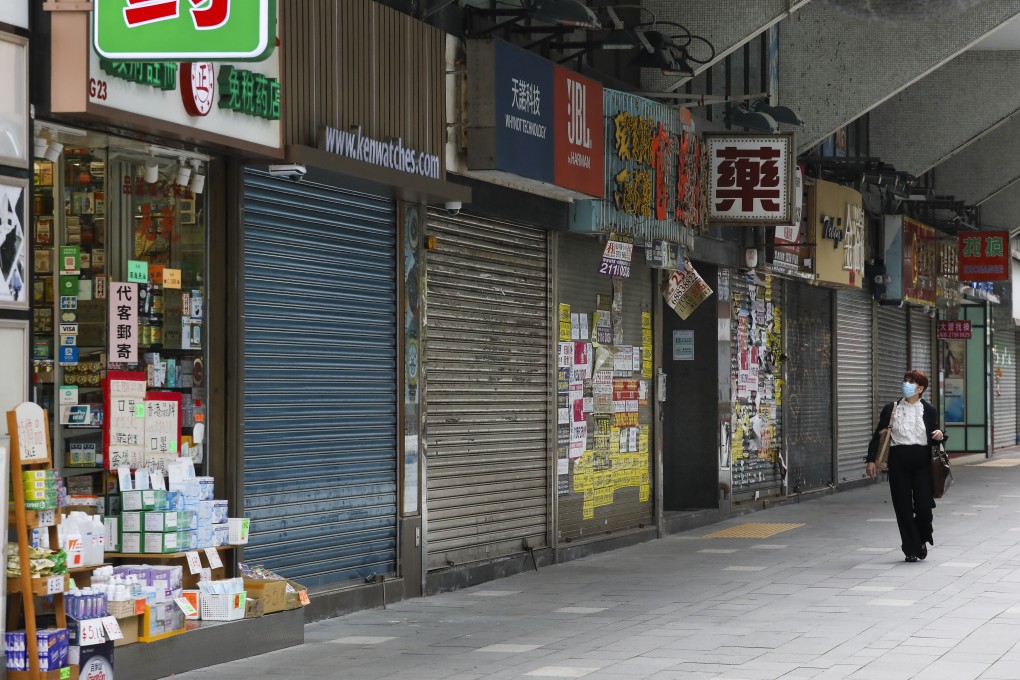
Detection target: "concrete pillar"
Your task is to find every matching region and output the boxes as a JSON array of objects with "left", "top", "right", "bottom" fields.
[
  {"left": 779, "top": 0, "right": 1020, "bottom": 153},
  {"left": 870, "top": 52, "right": 1020, "bottom": 177}
]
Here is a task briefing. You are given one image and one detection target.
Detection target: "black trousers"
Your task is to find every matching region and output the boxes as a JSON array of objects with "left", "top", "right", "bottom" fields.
[{"left": 887, "top": 444, "right": 934, "bottom": 556}]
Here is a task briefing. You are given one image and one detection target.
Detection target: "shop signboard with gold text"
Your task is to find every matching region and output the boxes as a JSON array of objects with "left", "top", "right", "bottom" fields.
[{"left": 810, "top": 179, "right": 864, "bottom": 288}]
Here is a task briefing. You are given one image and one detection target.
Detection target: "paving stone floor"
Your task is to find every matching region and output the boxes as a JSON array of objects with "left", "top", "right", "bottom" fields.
[{"left": 175, "top": 452, "right": 1020, "bottom": 679}]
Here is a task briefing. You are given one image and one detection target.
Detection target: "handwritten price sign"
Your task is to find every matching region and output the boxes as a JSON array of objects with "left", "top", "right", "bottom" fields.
[{"left": 77, "top": 618, "right": 107, "bottom": 644}]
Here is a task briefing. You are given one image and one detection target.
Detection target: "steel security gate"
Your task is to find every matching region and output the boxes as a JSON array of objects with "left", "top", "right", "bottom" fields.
[
  {"left": 876, "top": 305, "right": 909, "bottom": 417},
  {"left": 835, "top": 289, "right": 873, "bottom": 484},
  {"left": 784, "top": 282, "right": 833, "bottom": 493},
  {"left": 556, "top": 235, "right": 653, "bottom": 541},
  {"left": 994, "top": 326, "right": 1017, "bottom": 449},
  {"left": 241, "top": 170, "right": 398, "bottom": 589},
  {"left": 909, "top": 309, "right": 934, "bottom": 380},
  {"left": 423, "top": 211, "right": 550, "bottom": 571}
]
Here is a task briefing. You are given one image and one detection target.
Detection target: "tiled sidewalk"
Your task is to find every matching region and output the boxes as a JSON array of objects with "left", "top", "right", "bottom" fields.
[{"left": 176, "top": 453, "right": 1020, "bottom": 680}]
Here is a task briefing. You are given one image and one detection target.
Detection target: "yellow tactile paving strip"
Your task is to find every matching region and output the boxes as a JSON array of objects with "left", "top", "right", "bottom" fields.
[
  {"left": 704, "top": 523, "right": 804, "bottom": 539},
  {"left": 972, "top": 459, "right": 1020, "bottom": 467}
]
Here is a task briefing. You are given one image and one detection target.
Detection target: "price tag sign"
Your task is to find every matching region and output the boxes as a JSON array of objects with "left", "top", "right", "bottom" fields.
[
  {"left": 174, "top": 597, "right": 198, "bottom": 617},
  {"left": 101, "top": 616, "right": 124, "bottom": 641},
  {"left": 163, "top": 268, "right": 182, "bottom": 289},
  {"left": 199, "top": 567, "right": 212, "bottom": 582},
  {"left": 47, "top": 575, "right": 65, "bottom": 595},
  {"left": 78, "top": 618, "right": 106, "bottom": 644},
  {"left": 203, "top": 547, "right": 223, "bottom": 570},
  {"left": 134, "top": 598, "right": 147, "bottom": 616},
  {"left": 127, "top": 259, "right": 148, "bottom": 283},
  {"left": 185, "top": 550, "right": 202, "bottom": 575},
  {"left": 37, "top": 509, "right": 56, "bottom": 527}
]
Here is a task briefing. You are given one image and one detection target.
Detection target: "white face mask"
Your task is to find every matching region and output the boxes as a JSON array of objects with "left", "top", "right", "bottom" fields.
[{"left": 902, "top": 382, "right": 918, "bottom": 398}]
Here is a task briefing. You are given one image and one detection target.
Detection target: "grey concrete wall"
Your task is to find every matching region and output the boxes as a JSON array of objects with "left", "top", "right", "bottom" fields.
[
  {"left": 870, "top": 52, "right": 1020, "bottom": 176},
  {"left": 780, "top": 0, "right": 1020, "bottom": 153},
  {"left": 932, "top": 113, "right": 1020, "bottom": 205},
  {"left": 640, "top": 0, "right": 810, "bottom": 96},
  {"left": 979, "top": 186, "right": 1020, "bottom": 230}
]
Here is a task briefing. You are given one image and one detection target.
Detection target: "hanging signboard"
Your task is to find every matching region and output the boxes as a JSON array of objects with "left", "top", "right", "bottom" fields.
[
  {"left": 883, "top": 215, "right": 936, "bottom": 305},
  {"left": 599, "top": 235, "right": 633, "bottom": 278},
  {"left": 109, "top": 282, "right": 138, "bottom": 364},
  {"left": 959, "top": 230, "right": 1009, "bottom": 281},
  {"left": 706, "top": 133, "right": 794, "bottom": 225},
  {"left": 662, "top": 261, "right": 713, "bottom": 320},
  {"left": 811, "top": 179, "right": 864, "bottom": 288},
  {"left": 93, "top": 0, "right": 277, "bottom": 62},
  {"left": 571, "top": 89, "right": 702, "bottom": 249},
  {"left": 768, "top": 166, "right": 812, "bottom": 276},
  {"left": 467, "top": 39, "right": 605, "bottom": 199}
]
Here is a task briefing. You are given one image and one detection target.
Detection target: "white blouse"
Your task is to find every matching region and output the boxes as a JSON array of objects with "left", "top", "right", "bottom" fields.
[{"left": 891, "top": 399, "right": 928, "bottom": 446}]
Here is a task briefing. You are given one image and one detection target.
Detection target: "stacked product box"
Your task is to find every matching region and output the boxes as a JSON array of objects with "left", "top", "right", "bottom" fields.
[
  {"left": 22, "top": 470, "right": 58, "bottom": 510},
  {"left": 168, "top": 476, "right": 228, "bottom": 548},
  {"left": 5, "top": 629, "right": 69, "bottom": 672}
]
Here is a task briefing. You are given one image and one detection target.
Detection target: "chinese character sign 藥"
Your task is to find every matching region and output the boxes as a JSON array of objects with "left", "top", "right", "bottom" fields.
[
  {"left": 706, "top": 134, "right": 793, "bottom": 224},
  {"left": 94, "top": 0, "right": 275, "bottom": 61},
  {"left": 958, "top": 230, "right": 1009, "bottom": 281},
  {"left": 109, "top": 282, "right": 138, "bottom": 364}
]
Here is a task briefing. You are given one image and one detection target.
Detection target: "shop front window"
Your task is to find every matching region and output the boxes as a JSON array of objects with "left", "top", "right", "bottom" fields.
[{"left": 31, "top": 128, "right": 210, "bottom": 509}]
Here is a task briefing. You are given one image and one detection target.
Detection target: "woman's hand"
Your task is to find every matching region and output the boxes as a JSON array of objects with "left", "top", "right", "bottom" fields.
[
  {"left": 931, "top": 430, "right": 945, "bottom": 441},
  {"left": 866, "top": 462, "right": 877, "bottom": 478}
]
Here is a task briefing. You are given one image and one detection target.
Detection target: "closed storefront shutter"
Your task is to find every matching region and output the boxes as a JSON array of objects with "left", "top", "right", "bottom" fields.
[
  {"left": 994, "top": 325, "right": 1017, "bottom": 449},
  {"left": 556, "top": 235, "right": 653, "bottom": 542},
  {"left": 728, "top": 271, "right": 784, "bottom": 499},
  {"left": 835, "top": 289, "right": 873, "bottom": 484},
  {"left": 909, "top": 309, "right": 934, "bottom": 380},
  {"left": 784, "top": 282, "right": 833, "bottom": 492},
  {"left": 423, "top": 211, "right": 550, "bottom": 570},
  {"left": 876, "top": 305, "right": 909, "bottom": 417},
  {"left": 242, "top": 170, "right": 398, "bottom": 589}
]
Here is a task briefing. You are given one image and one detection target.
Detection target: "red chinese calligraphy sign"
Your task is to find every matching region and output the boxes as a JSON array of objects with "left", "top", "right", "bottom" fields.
[
  {"left": 706, "top": 133, "right": 793, "bottom": 225},
  {"left": 958, "top": 230, "right": 1009, "bottom": 281},
  {"left": 937, "top": 320, "right": 972, "bottom": 340}
]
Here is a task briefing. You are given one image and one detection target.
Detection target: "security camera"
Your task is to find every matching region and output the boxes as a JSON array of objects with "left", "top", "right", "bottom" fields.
[
  {"left": 444, "top": 200, "right": 462, "bottom": 216},
  {"left": 268, "top": 163, "right": 307, "bottom": 180}
]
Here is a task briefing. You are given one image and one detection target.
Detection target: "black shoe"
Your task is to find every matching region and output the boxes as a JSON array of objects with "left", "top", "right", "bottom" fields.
[
  {"left": 904, "top": 555, "right": 918, "bottom": 562},
  {"left": 917, "top": 545, "right": 927, "bottom": 560}
]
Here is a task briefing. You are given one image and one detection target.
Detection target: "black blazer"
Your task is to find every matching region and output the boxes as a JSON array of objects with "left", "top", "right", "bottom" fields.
[{"left": 866, "top": 399, "right": 945, "bottom": 462}]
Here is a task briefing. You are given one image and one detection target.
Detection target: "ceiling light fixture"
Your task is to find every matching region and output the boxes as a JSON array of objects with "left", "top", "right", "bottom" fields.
[
  {"left": 33, "top": 137, "right": 49, "bottom": 159},
  {"left": 175, "top": 158, "right": 192, "bottom": 187},
  {"left": 44, "top": 141, "right": 64, "bottom": 163},
  {"left": 188, "top": 159, "right": 205, "bottom": 194},
  {"left": 143, "top": 157, "right": 160, "bottom": 184}
]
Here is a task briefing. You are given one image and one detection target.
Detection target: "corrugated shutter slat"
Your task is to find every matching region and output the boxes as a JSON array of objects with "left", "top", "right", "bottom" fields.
[
  {"left": 242, "top": 170, "right": 398, "bottom": 589},
  {"left": 995, "top": 326, "right": 1017, "bottom": 449},
  {"left": 836, "top": 289, "right": 873, "bottom": 484},
  {"left": 424, "top": 211, "right": 550, "bottom": 570},
  {"left": 876, "top": 306, "right": 909, "bottom": 416}
]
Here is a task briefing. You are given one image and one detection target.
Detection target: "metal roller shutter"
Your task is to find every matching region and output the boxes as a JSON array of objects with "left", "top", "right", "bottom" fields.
[
  {"left": 556, "top": 235, "right": 653, "bottom": 542},
  {"left": 784, "top": 283, "right": 833, "bottom": 493},
  {"left": 876, "top": 305, "right": 909, "bottom": 417},
  {"left": 994, "top": 326, "right": 1017, "bottom": 449},
  {"left": 423, "top": 211, "right": 550, "bottom": 570},
  {"left": 835, "top": 289, "right": 873, "bottom": 484},
  {"left": 909, "top": 309, "right": 934, "bottom": 380},
  {"left": 729, "top": 271, "right": 784, "bottom": 499},
  {"left": 241, "top": 170, "right": 398, "bottom": 589}
]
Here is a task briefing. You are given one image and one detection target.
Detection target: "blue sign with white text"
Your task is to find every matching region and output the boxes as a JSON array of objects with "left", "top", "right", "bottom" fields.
[
  {"left": 493, "top": 40, "right": 555, "bottom": 183},
  {"left": 59, "top": 346, "right": 79, "bottom": 365}
]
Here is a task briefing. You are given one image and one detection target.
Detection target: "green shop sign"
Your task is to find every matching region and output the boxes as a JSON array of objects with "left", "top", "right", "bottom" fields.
[
  {"left": 93, "top": 0, "right": 276, "bottom": 62},
  {"left": 100, "top": 58, "right": 177, "bottom": 91},
  {"left": 219, "top": 66, "right": 280, "bottom": 121}
]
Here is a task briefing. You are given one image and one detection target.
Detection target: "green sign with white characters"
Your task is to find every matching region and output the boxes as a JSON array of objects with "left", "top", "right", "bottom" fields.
[{"left": 93, "top": 0, "right": 276, "bottom": 62}]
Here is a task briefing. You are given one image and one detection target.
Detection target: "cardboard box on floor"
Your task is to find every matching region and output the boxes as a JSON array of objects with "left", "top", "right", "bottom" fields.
[{"left": 243, "top": 579, "right": 287, "bottom": 613}]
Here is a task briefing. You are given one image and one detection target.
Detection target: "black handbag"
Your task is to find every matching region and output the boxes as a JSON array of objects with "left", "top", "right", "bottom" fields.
[{"left": 931, "top": 444, "right": 953, "bottom": 499}]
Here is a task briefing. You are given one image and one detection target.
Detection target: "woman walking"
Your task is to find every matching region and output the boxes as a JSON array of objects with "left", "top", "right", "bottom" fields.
[{"left": 866, "top": 370, "right": 946, "bottom": 562}]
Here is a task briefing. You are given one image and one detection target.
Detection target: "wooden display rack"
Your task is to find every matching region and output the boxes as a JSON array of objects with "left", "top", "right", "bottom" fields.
[{"left": 7, "top": 403, "right": 78, "bottom": 680}]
